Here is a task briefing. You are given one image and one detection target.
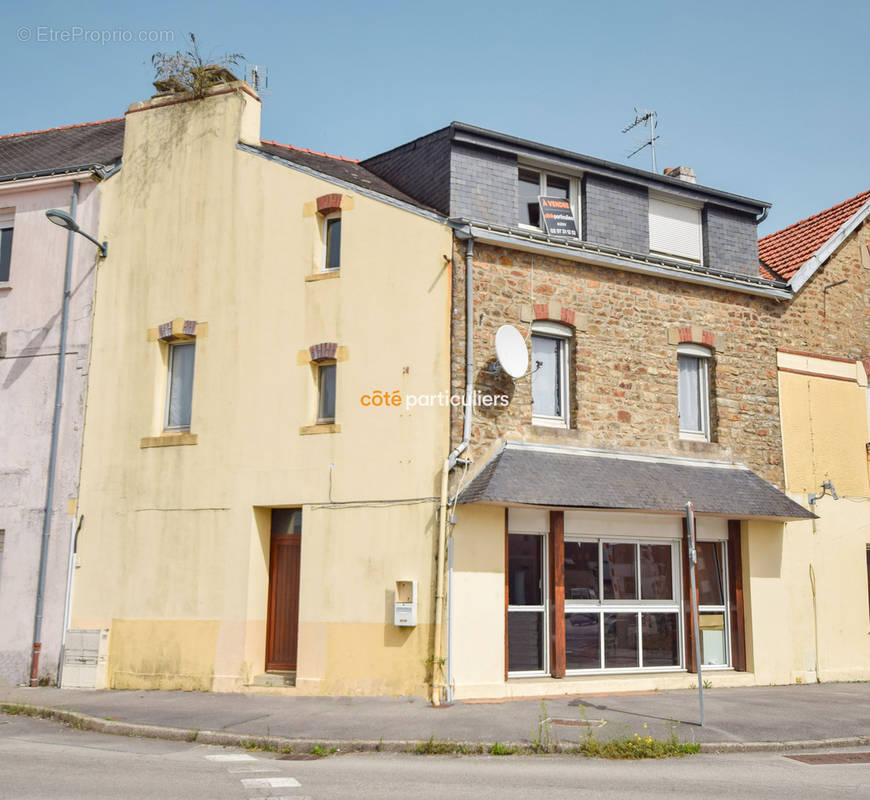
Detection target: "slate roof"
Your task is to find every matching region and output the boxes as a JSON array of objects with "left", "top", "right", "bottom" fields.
[
  {"left": 459, "top": 442, "right": 814, "bottom": 520},
  {"left": 759, "top": 189, "right": 870, "bottom": 280},
  {"left": 254, "top": 141, "right": 439, "bottom": 213},
  {"left": 0, "top": 118, "right": 125, "bottom": 180}
]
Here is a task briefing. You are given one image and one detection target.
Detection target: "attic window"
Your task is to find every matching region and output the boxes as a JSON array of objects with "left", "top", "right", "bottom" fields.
[{"left": 649, "top": 196, "right": 702, "bottom": 263}]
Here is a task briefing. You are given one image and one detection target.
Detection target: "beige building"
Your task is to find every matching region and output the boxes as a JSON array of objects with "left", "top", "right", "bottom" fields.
[
  {"left": 761, "top": 190, "right": 870, "bottom": 683},
  {"left": 70, "top": 81, "right": 453, "bottom": 694}
]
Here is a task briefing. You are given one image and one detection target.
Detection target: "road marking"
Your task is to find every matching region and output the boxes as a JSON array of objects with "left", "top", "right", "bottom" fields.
[
  {"left": 206, "top": 754, "right": 259, "bottom": 762},
  {"left": 241, "top": 777, "right": 301, "bottom": 788},
  {"left": 226, "top": 765, "right": 279, "bottom": 773}
]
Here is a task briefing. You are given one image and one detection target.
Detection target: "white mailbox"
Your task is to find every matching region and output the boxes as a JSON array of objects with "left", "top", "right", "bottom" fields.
[{"left": 394, "top": 580, "right": 418, "bottom": 627}]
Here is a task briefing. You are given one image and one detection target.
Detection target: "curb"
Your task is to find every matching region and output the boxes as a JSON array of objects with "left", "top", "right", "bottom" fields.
[{"left": 3, "top": 703, "right": 867, "bottom": 757}]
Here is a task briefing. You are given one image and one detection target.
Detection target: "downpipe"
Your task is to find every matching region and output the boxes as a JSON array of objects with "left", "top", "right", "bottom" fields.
[{"left": 433, "top": 233, "right": 474, "bottom": 705}]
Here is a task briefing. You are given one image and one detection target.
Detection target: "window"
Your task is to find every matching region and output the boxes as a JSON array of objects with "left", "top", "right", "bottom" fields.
[
  {"left": 317, "top": 363, "right": 336, "bottom": 423},
  {"left": 323, "top": 214, "right": 341, "bottom": 271},
  {"left": 0, "top": 210, "right": 13, "bottom": 283},
  {"left": 518, "top": 168, "right": 577, "bottom": 233},
  {"left": 165, "top": 342, "right": 195, "bottom": 430},
  {"left": 564, "top": 540, "right": 682, "bottom": 672},
  {"left": 649, "top": 196, "right": 702, "bottom": 262},
  {"left": 507, "top": 533, "right": 548, "bottom": 674},
  {"left": 531, "top": 321, "right": 571, "bottom": 428},
  {"left": 677, "top": 343, "right": 711, "bottom": 441},
  {"left": 696, "top": 541, "right": 729, "bottom": 666}
]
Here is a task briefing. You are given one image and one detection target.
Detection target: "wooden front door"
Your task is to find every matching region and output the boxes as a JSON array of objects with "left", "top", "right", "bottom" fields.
[{"left": 265, "top": 509, "right": 302, "bottom": 671}]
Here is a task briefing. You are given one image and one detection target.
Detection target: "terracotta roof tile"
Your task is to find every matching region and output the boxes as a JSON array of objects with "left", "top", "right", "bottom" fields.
[{"left": 759, "top": 189, "right": 870, "bottom": 280}]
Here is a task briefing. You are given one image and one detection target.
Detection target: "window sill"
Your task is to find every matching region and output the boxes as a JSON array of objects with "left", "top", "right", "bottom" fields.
[
  {"left": 0, "top": 281, "right": 11, "bottom": 291},
  {"left": 679, "top": 431, "right": 711, "bottom": 443},
  {"left": 140, "top": 432, "right": 198, "bottom": 448},
  {"left": 305, "top": 270, "right": 340, "bottom": 282},
  {"left": 532, "top": 418, "right": 569, "bottom": 429},
  {"left": 299, "top": 423, "right": 341, "bottom": 435}
]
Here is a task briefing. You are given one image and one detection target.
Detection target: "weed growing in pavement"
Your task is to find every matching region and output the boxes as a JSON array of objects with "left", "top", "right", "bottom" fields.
[
  {"left": 703, "top": 680, "right": 713, "bottom": 689},
  {"left": 310, "top": 745, "right": 338, "bottom": 756},
  {"left": 411, "top": 736, "right": 485, "bottom": 755},
  {"left": 489, "top": 742, "right": 518, "bottom": 755},
  {"left": 531, "top": 701, "right": 558, "bottom": 753},
  {"left": 577, "top": 719, "right": 698, "bottom": 759}
]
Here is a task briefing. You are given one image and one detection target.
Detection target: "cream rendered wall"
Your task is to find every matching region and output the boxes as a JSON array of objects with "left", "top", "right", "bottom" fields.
[
  {"left": 72, "top": 84, "right": 452, "bottom": 694},
  {"left": 762, "top": 364, "right": 870, "bottom": 684}
]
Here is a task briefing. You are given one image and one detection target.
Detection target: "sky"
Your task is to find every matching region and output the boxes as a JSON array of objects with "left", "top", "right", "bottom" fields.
[{"left": 3, "top": 0, "right": 868, "bottom": 234}]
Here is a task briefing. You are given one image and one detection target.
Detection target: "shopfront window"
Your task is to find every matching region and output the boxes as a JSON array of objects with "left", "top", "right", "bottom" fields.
[
  {"left": 507, "top": 533, "right": 547, "bottom": 674},
  {"left": 697, "top": 540, "right": 729, "bottom": 666},
  {"left": 563, "top": 539, "right": 682, "bottom": 672}
]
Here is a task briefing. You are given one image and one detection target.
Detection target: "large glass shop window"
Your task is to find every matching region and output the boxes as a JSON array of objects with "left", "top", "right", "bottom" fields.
[
  {"left": 563, "top": 540, "right": 682, "bottom": 671},
  {"left": 507, "top": 534, "right": 547, "bottom": 674}
]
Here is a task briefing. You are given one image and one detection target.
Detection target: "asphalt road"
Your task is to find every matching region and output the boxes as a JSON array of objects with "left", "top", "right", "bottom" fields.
[{"left": 2, "top": 715, "right": 870, "bottom": 799}]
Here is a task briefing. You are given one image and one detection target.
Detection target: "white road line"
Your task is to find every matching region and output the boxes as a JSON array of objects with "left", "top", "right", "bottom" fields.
[
  {"left": 241, "top": 777, "right": 301, "bottom": 789},
  {"left": 226, "top": 765, "right": 279, "bottom": 773},
  {"left": 205, "top": 753, "right": 259, "bottom": 762}
]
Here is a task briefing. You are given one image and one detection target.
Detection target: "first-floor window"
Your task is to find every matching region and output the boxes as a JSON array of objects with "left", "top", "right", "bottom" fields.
[
  {"left": 678, "top": 343, "right": 711, "bottom": 441},
  {"left": 531, "top": 321, "right": 571, "bottom": 427},
  {"left": 507, "top": 533, "right": 547, "bottom": 674},
  {"left": 165, "top": 341, "right": 195, "bottom": 430},
  {"left": 317, "top": 362, "right": 336, "bottom": 424}
]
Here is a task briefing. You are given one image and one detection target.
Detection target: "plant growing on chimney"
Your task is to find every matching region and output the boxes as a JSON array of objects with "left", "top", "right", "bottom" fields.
[{"left": 151, "top": 33, "right": 244, "bottom": 99}]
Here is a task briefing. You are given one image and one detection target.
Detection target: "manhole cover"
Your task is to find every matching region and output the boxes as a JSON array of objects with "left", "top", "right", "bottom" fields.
[{"left": 787, "top": 752, "right": 870, "bottom": 765}]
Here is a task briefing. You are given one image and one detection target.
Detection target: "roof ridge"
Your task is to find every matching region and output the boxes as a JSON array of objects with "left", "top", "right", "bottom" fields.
[
  {"left": 759, "top": 188, "right": 870, "bottom": 243},
  {"left": 259, "top": 139, "right": 360, "bottom": 164},
  {"left": 0, "top": 116, "right": 124, "bottom": 142}
]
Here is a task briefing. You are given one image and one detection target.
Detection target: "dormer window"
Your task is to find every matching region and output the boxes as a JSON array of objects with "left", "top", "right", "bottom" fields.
[
  {"left": 649, "top": 195, "right": 702, "bottom": 263},
  {"left": 518, "top": 169, "right": 576, "bottom": 234}
]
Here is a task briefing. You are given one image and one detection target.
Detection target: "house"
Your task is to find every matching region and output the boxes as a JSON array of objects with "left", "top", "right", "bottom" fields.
[
  {"left": 0, "top": 118, "right": 124, "bottom": 686},
  {"left": 363, "top": 124, "right": 814, "bottom": 700},
  {"left": 68, "top": 80, "right": 453, "bottom": 694},
  {"left": 761, "top": 189, "right": 870, "bottom": 682}
]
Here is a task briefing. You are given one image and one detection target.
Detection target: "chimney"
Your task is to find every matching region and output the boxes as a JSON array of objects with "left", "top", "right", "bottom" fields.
[{"left": 663, "top": 166, "right": 696, "bottom": 184}]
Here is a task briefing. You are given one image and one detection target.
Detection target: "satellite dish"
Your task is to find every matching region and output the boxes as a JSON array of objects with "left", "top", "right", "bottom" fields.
[{"left": 495, "top": 325, "right": 528, "bottom": 378}]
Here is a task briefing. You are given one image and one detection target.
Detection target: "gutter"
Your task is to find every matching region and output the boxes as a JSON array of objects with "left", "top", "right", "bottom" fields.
[{"left": 459, "top": 220, "right": 793, "bottom": 300}]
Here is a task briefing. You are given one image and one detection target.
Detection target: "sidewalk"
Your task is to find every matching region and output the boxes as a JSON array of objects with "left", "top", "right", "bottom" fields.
[{"left": 2, "top": 682, "right": 869, "bottom": 753}]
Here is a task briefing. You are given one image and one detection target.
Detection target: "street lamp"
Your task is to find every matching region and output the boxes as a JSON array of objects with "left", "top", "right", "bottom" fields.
[
  {"left": 30, "top": 191, "right": 108, "bottom": 686},
  {"left": 45, "top": 208, "right": 107, "bottom": 257}
]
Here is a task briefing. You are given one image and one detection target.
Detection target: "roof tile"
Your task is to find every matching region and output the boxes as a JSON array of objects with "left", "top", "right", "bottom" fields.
[{"left": 759, "top": 189, "right": 870, "bottom": 279}]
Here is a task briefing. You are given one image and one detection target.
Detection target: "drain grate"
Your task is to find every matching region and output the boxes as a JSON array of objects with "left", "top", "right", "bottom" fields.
[{"left": 787, "top": 752, "right": 870, "bottom": 765}]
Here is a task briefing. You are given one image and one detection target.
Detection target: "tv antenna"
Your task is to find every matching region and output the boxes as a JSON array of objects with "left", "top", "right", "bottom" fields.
[
  {"left": 245, "top": 64, "right": 270, "bottom": 95},
  {"left": 621, "top": 108, "right": 659, "bottom": 173}
]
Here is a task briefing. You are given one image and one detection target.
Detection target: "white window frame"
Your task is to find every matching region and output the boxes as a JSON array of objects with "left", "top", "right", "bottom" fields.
[
  {"left": 322, "top": 212, "right": 341, "bottom": 272},
  {"left": 677, "top": 343, "right": 711, "bottom": 442},
  {"left": 316, "top": 361, "right": 337, "bottom": 424},
  {"left": 517, "top": 167, "right": 580, "bottom": 237},
  {"left": 649, "top": 193, "right": 703, "bottom": 264},
  {"left": 697, "top": 539, "right": 732, "bottom": 669},
  {"left": 0, "top": 209, "right": 14, "bottom": 286},
  {"left": 531, "top": 320, "right": 571, "bottom": 429},
  {"left": 563, "top": 537, "right": 684, "bottom": 675},
  {"left": 164, "top": 341, "right": 195, "bottom": 432},
  {"left": 506, "top": 531, "right": 550, "bottom": 678}
]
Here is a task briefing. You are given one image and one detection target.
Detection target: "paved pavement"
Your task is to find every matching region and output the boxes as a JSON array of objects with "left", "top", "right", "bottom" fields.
[
  {"left": 2, "top": 682, "right": 869, "bottom": 751},
  {"left": 4, "top": 715, "right": 870, "bottom": 799}
]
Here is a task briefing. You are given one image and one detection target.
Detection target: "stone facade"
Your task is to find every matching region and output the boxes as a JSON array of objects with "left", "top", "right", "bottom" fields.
[
  {"left": 773, "top": 221, "right": 870, "bottom": 359},
  {"left": 450, "top": 241, "right": 786, "bottom": 488}
]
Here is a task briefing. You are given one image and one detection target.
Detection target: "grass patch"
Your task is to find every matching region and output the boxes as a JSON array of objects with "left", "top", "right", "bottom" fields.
[
  {"left": 489, "top": 741, "right": 518, "bottom": 755},
  {"left": 578, "top": 731, "right": 699, "bottom": 759},
  {"left": 411, "top": 736, "right": 485, "bottom": 755},
  {"left": 310, "top": 745, "right": 338, "bottom": 756}
]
